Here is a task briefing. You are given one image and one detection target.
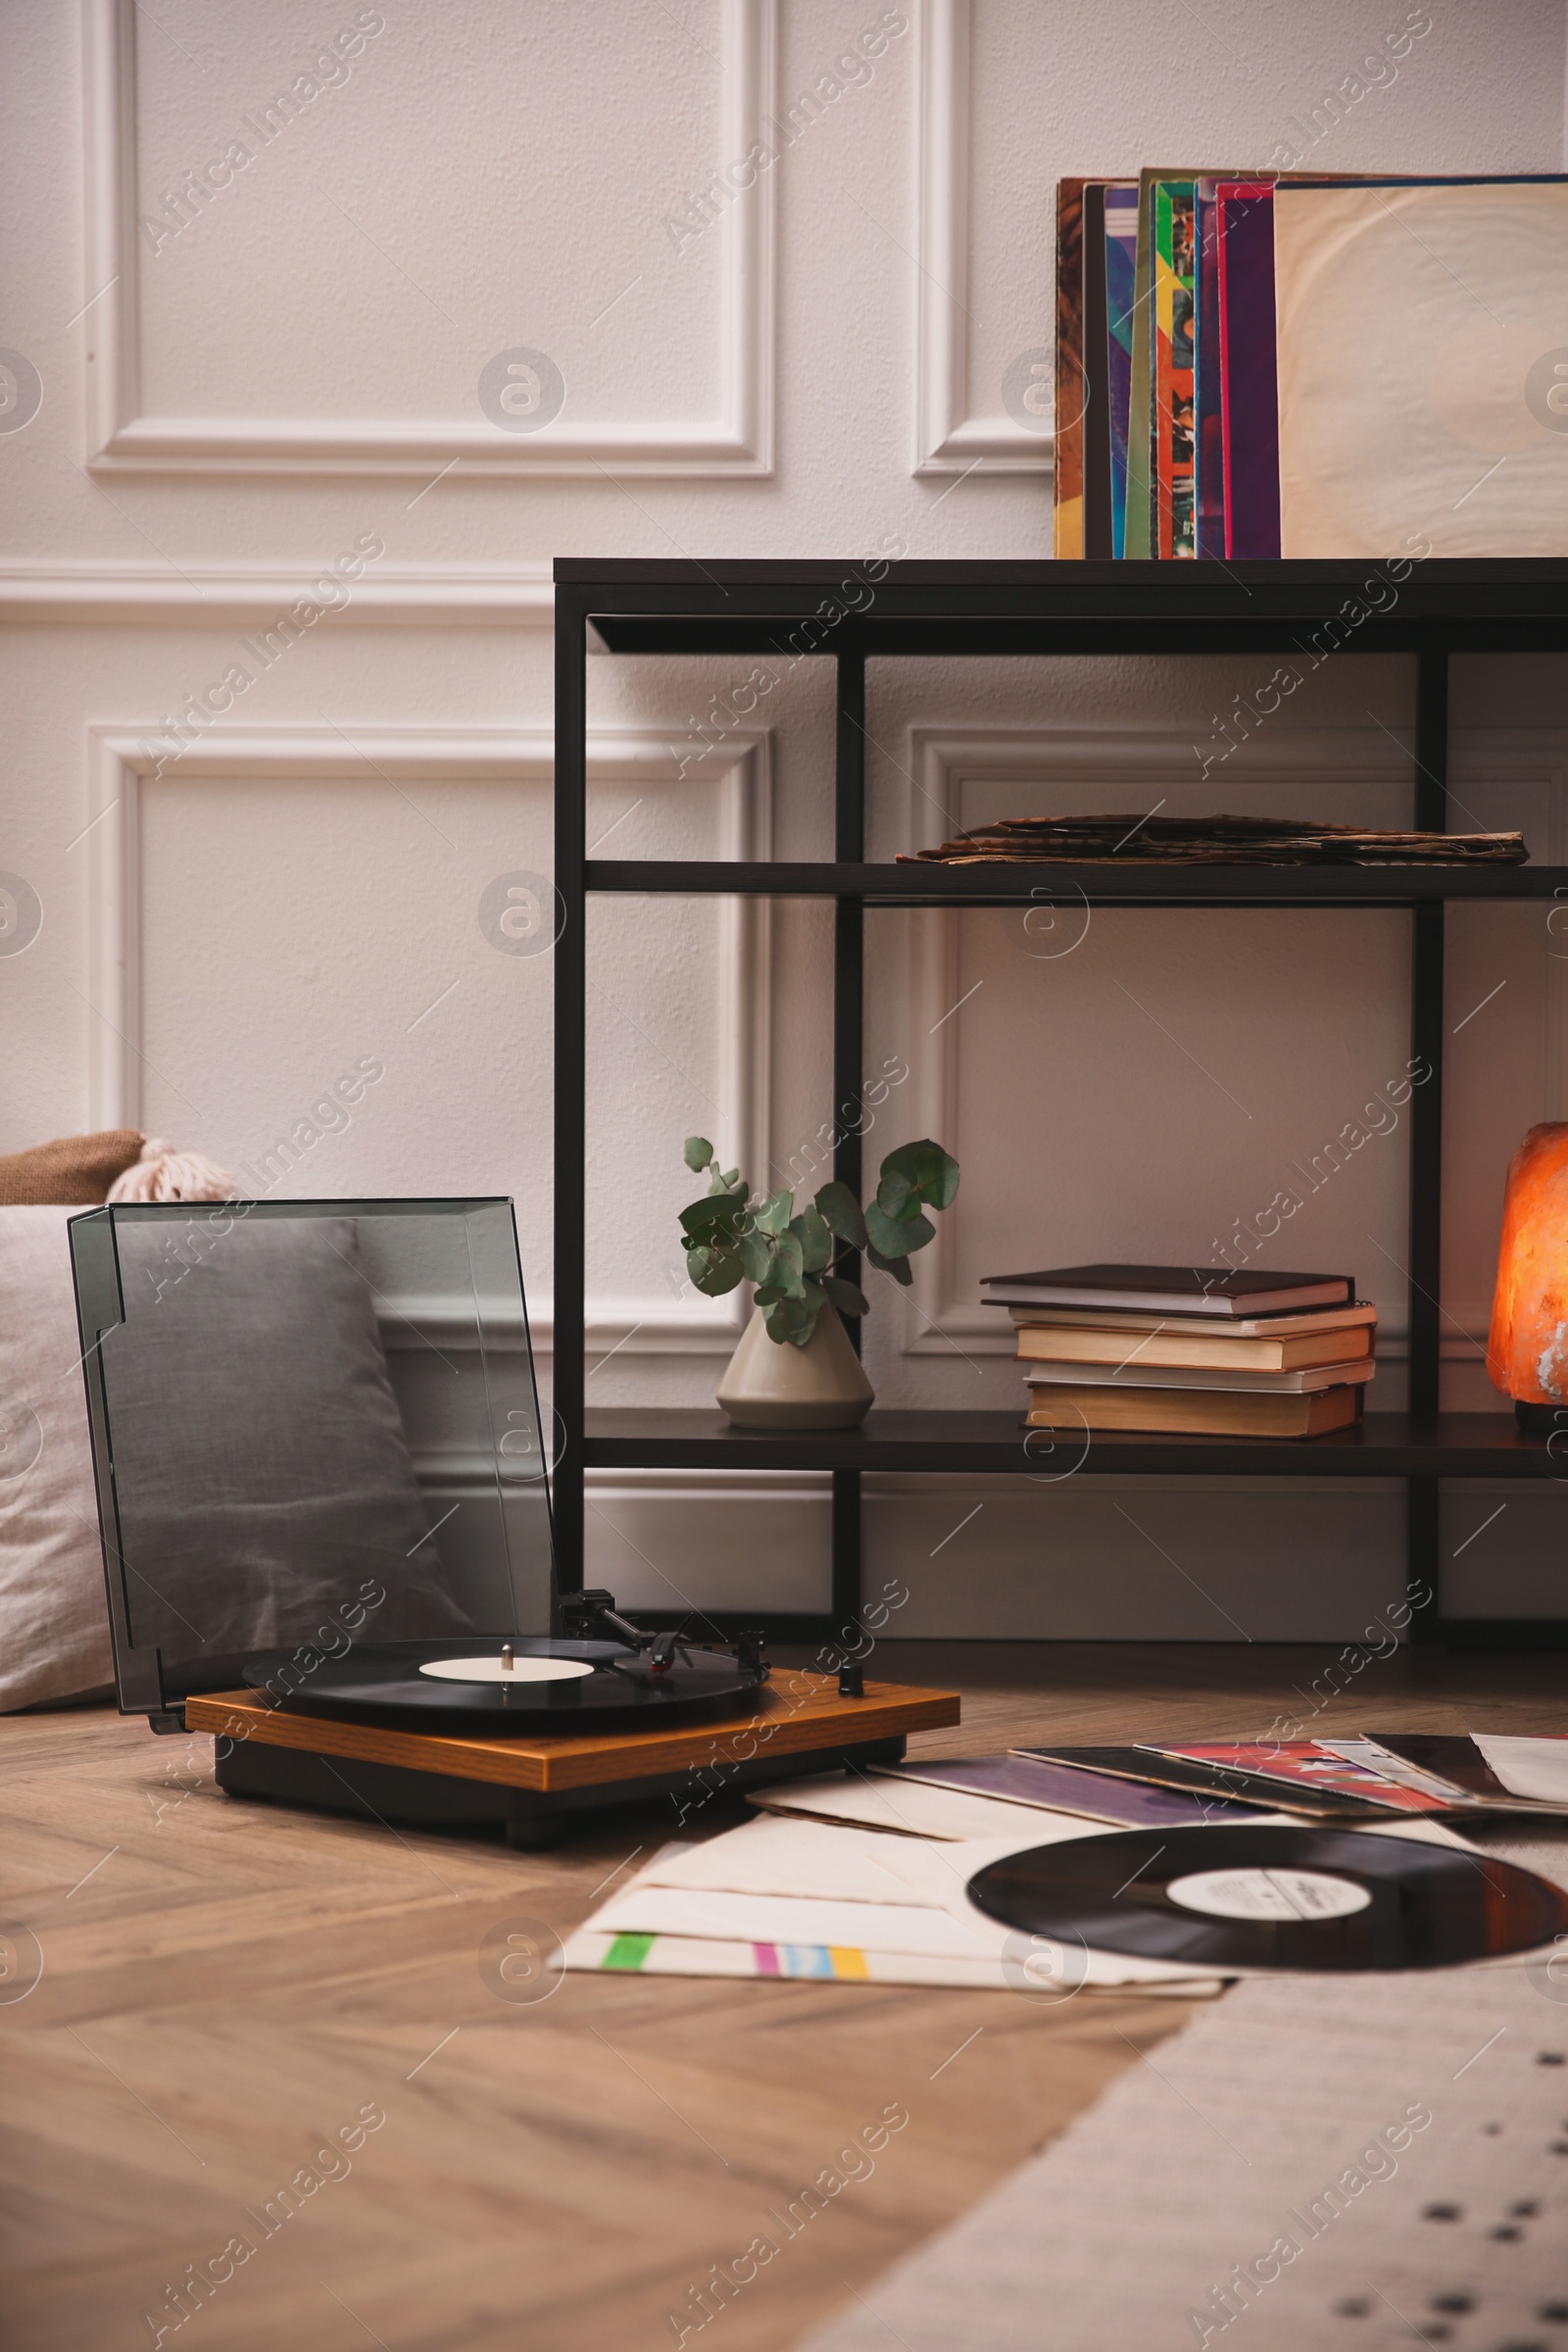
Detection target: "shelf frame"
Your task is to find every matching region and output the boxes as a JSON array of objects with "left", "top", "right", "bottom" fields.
[{"left": 552, "top": 561, "right": 1568, "bottom": 1649}]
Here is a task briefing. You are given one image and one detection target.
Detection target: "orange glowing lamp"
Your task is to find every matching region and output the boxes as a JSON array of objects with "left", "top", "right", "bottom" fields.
[{"left": 1487, "top": 1121, "right": 1568, "bottom": 1431}]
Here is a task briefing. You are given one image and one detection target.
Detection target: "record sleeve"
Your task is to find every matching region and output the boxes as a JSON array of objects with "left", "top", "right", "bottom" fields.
[
  {"left": 1104, "top": 184, "right": 1138, "bottom": 556},
  {"left": 1013, "top": 1745, "right": 1394, "bottom": 1818},
  {"left": 1053, "top": 178, "right": 1087, "bottom": 559},
  {"left": 1273, "top": 177, "right": 1568, "bottom": 557},
  {"left": 1216, "top": 181, "right": 1281, "bottom": 557},
  {"left": 1082, "top": 182, "right": 1114, "bottom": 559}
]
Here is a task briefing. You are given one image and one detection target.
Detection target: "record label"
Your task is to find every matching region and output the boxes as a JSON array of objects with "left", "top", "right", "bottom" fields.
[
  {"left": 967, "top": 1823, "right": 1568, "bottom": 1973},
  {"left": 417, "top": 1656, "right": 595, "bottom": 1685},
  {"left": 1165, "top": 1866, "right": 1372, "bottom": 1923}
]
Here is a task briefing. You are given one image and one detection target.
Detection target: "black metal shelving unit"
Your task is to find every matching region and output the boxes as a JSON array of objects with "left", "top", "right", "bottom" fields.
[{"left": 554, "top": 559, "right": 1568, "bottom": 1650}]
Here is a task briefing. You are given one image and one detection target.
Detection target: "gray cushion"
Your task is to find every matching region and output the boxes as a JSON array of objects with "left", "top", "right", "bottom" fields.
[{"left": 101, "top": 1217, "right": 468, "bottom": 1669}]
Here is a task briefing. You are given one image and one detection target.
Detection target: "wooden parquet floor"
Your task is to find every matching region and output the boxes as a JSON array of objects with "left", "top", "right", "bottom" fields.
[{"left": 2, "top": 1642, "right": 1562, "bottom": 2352}]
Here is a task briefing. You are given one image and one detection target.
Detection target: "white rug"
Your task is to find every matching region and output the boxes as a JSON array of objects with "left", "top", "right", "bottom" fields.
[{"left": 798, "top": 1825, "right": 1568, "bottom": 2352}]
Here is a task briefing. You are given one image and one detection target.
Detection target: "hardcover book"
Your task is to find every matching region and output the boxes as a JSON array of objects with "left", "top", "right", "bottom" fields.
[
  {"left": 1004, "top": 1302, "right": 1377, "bottom": 1341},
  {"left": 1022, "top": 1353, "right": 1374, "bottom": 1394},
  {"left": 982, "top": 1265, "right": 1354, "bottom": 1315},
  {"left": 1013, "top": 1320, "right": 1373, "bottom": 1371},
  {"left": 1024, "top": 1385, "right": 1361, "bottom": 1437}
]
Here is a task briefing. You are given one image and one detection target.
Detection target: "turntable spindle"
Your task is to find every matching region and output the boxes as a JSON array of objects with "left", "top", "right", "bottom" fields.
[{"left": 502, "top": 1643, "right": 514, "bottom": 1674}]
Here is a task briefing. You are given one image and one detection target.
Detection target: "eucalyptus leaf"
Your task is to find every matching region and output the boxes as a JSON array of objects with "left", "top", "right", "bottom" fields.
[
  {"left": 752, "top": 1189, "right": 793, "bottom": 1236},
  {"left": 886, "top": 1138, "right": 959, "bottom": 1210},
  {"left": 703, "top": 1250, "right": 745, "bottom": 1296},
  {"left": 679, "top": 1197, "right": 736, "bottom": 1239},
  {"left": 865, "top": 1241, "right": 914, "bottom": 1285},
  {"left": 771, "top": 1229, "right": 806, "bottom": 1297},
  {"left": 819, "top": 1274, "right": 868, "bottom": 1318},
  {"left": 739, "top": 1231, "right": 773, "bottom": 1284},
  {"left": 864, "top": 1200, "right": 934, "bottom": 1259},
  {"left": 764, "top": 1293, "right": 820, "bottom": 1348},
  {"left": 790, "top": 1203, "right": 833, "bottom": 1274},
  {"left": 683, "top": 1135, "right": 714, "bottom": 1171},
  {"left": 875, "top": 1168, "right": 914, "bottom": 1219},
  {"left": 813, "top": 1180, "right": 866, "bottom": 1249}
]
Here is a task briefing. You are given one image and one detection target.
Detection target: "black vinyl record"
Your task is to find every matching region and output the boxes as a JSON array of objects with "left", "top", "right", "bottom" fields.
[
  {"left": 967, "top": 1822, "right": 1568, "bottom": 1973},
  {"left": 243, "top": 1639, "right": 766, "bottom": 1738}
]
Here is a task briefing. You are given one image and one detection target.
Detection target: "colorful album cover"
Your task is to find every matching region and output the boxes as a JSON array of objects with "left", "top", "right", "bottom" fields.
[
  {"left": 1053, "top": 178, "right": 1087, "bottom": 560},
  {"left": 1153, "top": 180, "right": 1197, "bottom": 558},
  {"left": 1124, "top": 173, "right": 1158, "bottom": 558},
  {"left": 1142, "top": 1740, "right": 1449, "bottom": 1813},
  {"left": 1104, "top": 185, "right": 1139, "bottom": 557}
]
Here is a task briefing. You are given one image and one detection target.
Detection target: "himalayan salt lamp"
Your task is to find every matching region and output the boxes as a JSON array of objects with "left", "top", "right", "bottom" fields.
[{"left": 1487, "top": 1121, "right": 1568, "bottom": 1431}]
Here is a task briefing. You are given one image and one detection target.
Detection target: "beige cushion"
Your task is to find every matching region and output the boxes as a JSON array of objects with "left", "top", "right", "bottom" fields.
[{"left": 0, "top": 1208, "right": 115, "bottom": 1709}]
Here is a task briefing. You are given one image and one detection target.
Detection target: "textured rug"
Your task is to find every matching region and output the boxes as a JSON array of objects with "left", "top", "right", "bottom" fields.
[{"left": 798, "top": 1825, "right": 1568, "bottom": 2352}]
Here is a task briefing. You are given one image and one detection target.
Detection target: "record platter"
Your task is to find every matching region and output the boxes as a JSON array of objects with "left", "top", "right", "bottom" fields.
[
  {"left": 243, "top": 1593, "right": 772, "bottom": 1738},
  {"left": 967, "top": 1821, "right": 1568, "bottom": 1973}
]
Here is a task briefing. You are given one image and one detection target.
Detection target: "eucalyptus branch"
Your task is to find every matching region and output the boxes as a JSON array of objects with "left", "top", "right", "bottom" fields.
[{"left": 677, "top": 1134, "right": 959, "bottom": 1348}]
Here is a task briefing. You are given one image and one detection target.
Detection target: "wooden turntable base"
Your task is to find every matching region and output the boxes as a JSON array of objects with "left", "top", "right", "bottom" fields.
[{"left": 185, "top": 1672, "right": 960, "bottom": 1842}]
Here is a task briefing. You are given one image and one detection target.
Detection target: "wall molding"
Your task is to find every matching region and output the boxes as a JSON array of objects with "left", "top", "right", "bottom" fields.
[
  {"left": 81, "top": 0, "right": 775, "bottom": 476},
  {"left": 0, "top": 560, "right": 554, "bottom": 624},
  {"left": 895, "top": 720, "right": 1526, "bottom": 1359},
  {"left": 915, "top": 0, "right": 1051, "bottom": 477},
  {"left": 84, "top": 722, "right": 772, "bottom": 1357}
]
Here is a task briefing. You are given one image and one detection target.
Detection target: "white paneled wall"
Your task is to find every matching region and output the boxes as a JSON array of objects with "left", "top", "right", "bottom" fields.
[{"left": 4, "top": 0, "right": 1567, "bottom": 1638}]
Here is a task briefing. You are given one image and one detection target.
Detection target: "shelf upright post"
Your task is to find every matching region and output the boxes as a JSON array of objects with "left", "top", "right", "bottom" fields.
[
  {"left": 831, "top": 654, "right": 867, "bottom": 1644},
  {"left": 1406, "top": 636, "right": 1448, "bottom": 1642},
  {"left": 553, "top": 583, "right": 590, "bottom": 1616}
]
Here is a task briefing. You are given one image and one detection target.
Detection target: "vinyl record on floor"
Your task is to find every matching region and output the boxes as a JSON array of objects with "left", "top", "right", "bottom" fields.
[
  {"left": 966, "top": 1822, "right": 1568, "bottom": 1972},
  {"left": 243, "top": 1640, "right": 767, "bottom": 1737}
]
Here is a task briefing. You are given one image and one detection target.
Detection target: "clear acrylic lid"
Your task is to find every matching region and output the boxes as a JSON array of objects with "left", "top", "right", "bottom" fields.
[{"left": 69, "top": 1199, "right": 554, "bottom": 1710}]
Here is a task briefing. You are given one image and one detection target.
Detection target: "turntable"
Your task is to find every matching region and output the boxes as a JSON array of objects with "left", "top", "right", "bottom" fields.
[{"left": 70, "top": 1199, "right": 957, "bottom": 1842}]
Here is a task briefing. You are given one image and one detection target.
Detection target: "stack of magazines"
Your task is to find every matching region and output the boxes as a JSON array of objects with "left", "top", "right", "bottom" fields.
[
  {"left": 981, "top": 1262, "right": 1375, "bottom": 1438},
  {"left": 1054, "top": 167, "right": 1568, "bottom": 562}
]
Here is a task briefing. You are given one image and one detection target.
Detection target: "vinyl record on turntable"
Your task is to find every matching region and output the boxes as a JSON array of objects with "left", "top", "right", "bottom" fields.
[
  {"left": 242, "top": 1636, "right": 768, "bottom": 1736},
  {"left": 966, "top": 1822, "right": 1568, "bottom": 1973}
]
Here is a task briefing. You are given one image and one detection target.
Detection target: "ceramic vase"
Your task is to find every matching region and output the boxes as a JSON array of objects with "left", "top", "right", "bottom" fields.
[{"left": 715, "top": 1303, "right": 874, "bottom": 1430}]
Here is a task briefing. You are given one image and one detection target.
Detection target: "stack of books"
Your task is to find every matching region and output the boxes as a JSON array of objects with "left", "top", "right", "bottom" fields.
[{"left": 981, "top": 1263, "right": 1376, "bottom": 1438}]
